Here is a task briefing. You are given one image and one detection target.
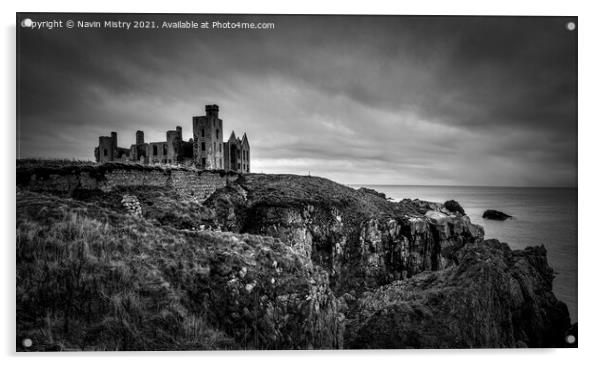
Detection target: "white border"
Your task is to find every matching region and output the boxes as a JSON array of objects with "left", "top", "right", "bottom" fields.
[{"left": 3, "top": 1, "right": 600, "bottom": 364}]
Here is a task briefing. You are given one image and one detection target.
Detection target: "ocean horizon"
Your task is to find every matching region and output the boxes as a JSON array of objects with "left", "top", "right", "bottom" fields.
[{"left": 353, "top": 184, "right": 578, "bottom": 322}]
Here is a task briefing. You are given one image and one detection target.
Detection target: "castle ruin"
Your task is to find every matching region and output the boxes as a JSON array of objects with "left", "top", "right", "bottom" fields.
[{"left": 94, "top": 104, "right": 250, "bottom": 173}]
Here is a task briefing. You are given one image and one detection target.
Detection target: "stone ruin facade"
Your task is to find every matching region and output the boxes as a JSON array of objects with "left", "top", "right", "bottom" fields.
[{"left": 94, "top": 104, "right": 251, "bottom": 173}]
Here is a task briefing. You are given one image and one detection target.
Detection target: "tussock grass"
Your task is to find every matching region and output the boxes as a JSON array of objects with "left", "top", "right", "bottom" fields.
[
  {"left": 241, "top": 173, "right": 422, "bottom": 219},
  {"left": 17, "top": 192, "right": 235, "bottom": 351},
  {"left": 17, "top": 191, "right": 340, "bottom": 351}
]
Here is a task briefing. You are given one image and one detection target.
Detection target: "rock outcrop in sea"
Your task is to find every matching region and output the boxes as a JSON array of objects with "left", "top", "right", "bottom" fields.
[{"left": 483, "top": 209, "right": 513, "bottom": 220}]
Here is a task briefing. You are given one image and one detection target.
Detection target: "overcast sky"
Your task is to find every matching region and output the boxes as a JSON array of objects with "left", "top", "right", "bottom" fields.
[{"left": 17, "top": 14, "right": 577, "bottom": 186}]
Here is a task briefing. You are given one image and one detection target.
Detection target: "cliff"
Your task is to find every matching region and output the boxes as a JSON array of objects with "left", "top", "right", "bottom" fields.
[
  {"left": 345, "top": 240, "right": 571, "bottom": 348},
  {"left": 16, "top": 162, "right": 573, "bottom": 349},
  {"left": 203, "top": 173, "right": 485, "bottom": 295},
  {"left": 17, "top": 190, "right": 342, "bottom": 350}
]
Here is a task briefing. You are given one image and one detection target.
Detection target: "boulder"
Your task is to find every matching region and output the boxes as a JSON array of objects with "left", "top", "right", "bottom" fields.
[
  {"left": 444, "top": 200, "right": 465, "bottom": 215},
  {"left": 483, "top": 209, "right": 512, "bottom": 220}
]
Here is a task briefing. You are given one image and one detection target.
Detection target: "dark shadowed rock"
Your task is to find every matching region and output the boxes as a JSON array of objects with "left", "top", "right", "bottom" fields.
[
  {"left": 483, "top": 209, "right": 512, "bottom": 220},
  {"left": 444, "top": 200, "right": 465, "bottom": 215},
  {"left": 345, "top": 239, "right": 571, "bottom": 348},
  {"left": 203, "top": 174, "right": 484, "bottom": 295}
]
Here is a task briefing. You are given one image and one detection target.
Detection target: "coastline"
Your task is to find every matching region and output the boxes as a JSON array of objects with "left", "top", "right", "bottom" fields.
[
  {"left": 16, "top": 162, "right": 575, "bottom": 349},
  {"left": 356, "top": 184, "right": 578, "bottom": 321}
]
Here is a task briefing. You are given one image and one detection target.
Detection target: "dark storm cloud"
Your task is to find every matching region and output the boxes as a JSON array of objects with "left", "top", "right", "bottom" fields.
[{"left": 17, "top": 14, "right": 577, "bottom": 186}]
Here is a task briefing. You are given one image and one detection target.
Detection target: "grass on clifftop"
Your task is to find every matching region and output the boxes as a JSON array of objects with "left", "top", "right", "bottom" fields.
[
  {"left": 16, "top": 158, "right": 96, "bottom": 169},
  {"left": 17, "top": 190, "right": 340, "bottom": 351},
  {"left": 240, "top": 173, "right": 423, "bottom": 219},
  {"left": 17, "top": 191, "right": 234, "bottom": 351}
]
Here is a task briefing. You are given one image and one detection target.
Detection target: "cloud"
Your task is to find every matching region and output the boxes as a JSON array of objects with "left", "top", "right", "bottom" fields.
[{"left": 17, "top": 14, "right": 577, "bottom": 186}]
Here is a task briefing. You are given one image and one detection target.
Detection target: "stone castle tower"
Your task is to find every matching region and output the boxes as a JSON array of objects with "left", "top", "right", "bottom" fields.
[
  {"left": 94, "top": 104, "right": 250, "bottom": 173},
  {"left": 193, "top": 105, "right": 224, "bottom": 170}
]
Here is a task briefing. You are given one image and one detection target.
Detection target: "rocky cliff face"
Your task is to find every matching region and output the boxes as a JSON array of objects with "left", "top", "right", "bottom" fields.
[
  {"left": 16, "top": 163, "right": 573, "bottom": 349},
  {"left": 203, "top": 174, "right": 484, "bottom": 296},
  {"left": 200, "top": 174, "right": 571, "bottom": 348},
  {"left": 344, "top": 240, "right": 571, "bottom": 348}
]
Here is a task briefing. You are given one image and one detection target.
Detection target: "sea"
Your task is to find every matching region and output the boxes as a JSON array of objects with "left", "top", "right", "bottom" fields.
[{"left": 354, "top": 185, "right": 578, "bottom": 322}]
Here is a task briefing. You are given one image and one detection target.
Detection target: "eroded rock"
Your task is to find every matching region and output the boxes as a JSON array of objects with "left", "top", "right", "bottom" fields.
[
  {"left": 344, "top": 239, "right": 571, "bottom": 348},
  {"left": 203, "top": 174, "right": 484, "bottom": 296}
]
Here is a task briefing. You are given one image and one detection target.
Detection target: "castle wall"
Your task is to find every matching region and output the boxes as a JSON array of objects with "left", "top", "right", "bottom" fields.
[
  {"left": 242, "top": 145, "right": 250, "bottom": 173},
  {"left": 170, "top": 170, "right": 236, "bottom": 201},
  {"left": 148, "top": 142, "right": 168, "bottom": 164},
  {"left": 103, "top": 169, "right": 170, "bottom": 188},
  {"left": 223, "top": 142, "right": 231, "bottom": 171},
  {"left": 166, "top": 130, "right": 181, "bottom": 164},
  {"left": 98, "top": 136, "right": 115, "bottom": 163},
  {"left": 111, "top": 132, "right": 118, "bottom": 158},
  {"left": 241, "top": 135, "right": 250, "bottom": 173},
  {"left": 228, "top": 141, "right": 241, "bottom": 172},
  {"left": 17, "top": 165, "right": 240, "bottom": 203},
  {"left": 116, "top": 147, "right": 131, "bottom": 162},
  {"left": 130, "top": 144, "right": 148, "bottom": 163}
]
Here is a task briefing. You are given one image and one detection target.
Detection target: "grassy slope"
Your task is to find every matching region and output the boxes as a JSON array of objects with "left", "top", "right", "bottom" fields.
[{"left": 17, "top": 190, "right": 339, "bottom": 351}]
